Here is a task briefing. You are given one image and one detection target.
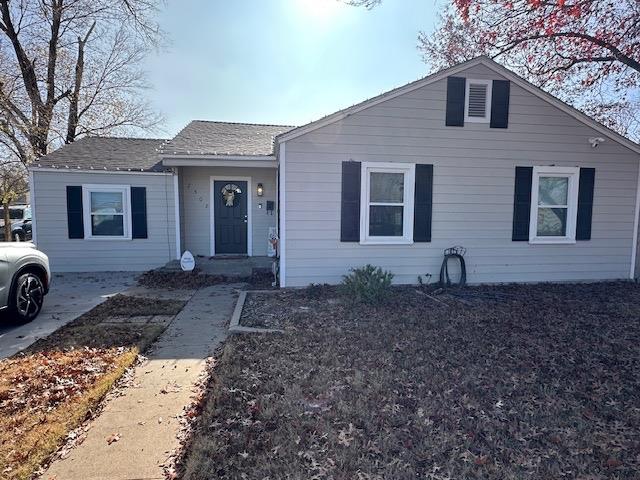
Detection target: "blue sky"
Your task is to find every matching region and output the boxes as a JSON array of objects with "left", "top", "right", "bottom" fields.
[{"left": 145, "top": 0, "right": 442, "bottom": 136}]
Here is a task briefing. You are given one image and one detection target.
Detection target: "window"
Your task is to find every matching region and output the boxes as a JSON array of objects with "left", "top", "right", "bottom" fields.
[
  {"left": 360, "top": 162, "right": 415, "bottom": 244},
  {"left": 529, "top": 166, "right": 579, "bottom": 244},
  {"left": 465, "top": 79, "right": 492, "bottom": 123},
  {"left": 82, "top": 185, "right": 131, "bottom": 239},
  {"left": 9, "top": 208, "right": 24, "bottom": 220}
]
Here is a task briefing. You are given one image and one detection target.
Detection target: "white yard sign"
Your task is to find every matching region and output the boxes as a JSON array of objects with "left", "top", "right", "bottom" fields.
[{"left": 180, "top": 250, "right": 195, "bottom": 271}]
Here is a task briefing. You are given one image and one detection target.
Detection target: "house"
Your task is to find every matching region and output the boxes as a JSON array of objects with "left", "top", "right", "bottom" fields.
[{"left": 29, "top": 56, "right": 640, "bottom": 286}]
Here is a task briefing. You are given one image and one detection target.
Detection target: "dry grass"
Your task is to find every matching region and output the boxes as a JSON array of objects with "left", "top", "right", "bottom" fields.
[
  {"left": 0, "top": 295, "right": 184, "bottom": 480},
  {"left": 181, "top": 282, "right": 640, "bottom": 479}
]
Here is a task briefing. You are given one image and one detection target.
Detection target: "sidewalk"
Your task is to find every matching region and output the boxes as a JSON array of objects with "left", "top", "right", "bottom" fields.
[{"left": 42, "top": 283, "right": 240, "bottom": 480}]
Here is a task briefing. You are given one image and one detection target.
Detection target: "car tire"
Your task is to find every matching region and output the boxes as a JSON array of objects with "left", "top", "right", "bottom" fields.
[
  {"left": 10, "top": 272, "right": 45, "bottom": 323},
  {"left": 13, "top": 232, "right": 23, "bottom": 242}
]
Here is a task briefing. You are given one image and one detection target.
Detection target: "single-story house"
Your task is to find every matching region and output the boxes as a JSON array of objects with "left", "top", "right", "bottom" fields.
[{"left": 29, "top": 56, "right": 640, "bottom": 286}]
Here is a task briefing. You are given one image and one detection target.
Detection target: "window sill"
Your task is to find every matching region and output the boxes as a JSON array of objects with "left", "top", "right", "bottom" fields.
[
  {"left": 464, "top": 116, "right": 489, "bottom": 123},
  {"left": 529, "top": 237, "right": 576, "bottom": 245},
  {"left": 85, "top": 236, "right": 133, "bottom": 241},
  {"left": 359, "top": 239, "right": 414, "bottom": 246}
]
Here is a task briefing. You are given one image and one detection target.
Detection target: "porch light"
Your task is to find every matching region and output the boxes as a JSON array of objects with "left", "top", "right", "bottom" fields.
[{"left": 257, "top": 183, "right": 264, "bottom": 196}]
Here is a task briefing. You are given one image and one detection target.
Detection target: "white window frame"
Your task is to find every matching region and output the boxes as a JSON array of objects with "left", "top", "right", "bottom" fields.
[
  {"left": 360, "top": 162, "right": 415, "bottom": 245},
  {"left": 529, "top": 166, "right": 579, "bottom": 244},
  {"left": 82, "top": 184, "right": 132, "bottom": 240},
  {"left": 464, "top": 78, "right": 492, "bottom": 123}
]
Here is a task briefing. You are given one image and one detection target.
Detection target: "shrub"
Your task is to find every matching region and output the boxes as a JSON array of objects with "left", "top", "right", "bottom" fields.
[{"left": 341, "top": 264, "right": 394, "bottom": 305}]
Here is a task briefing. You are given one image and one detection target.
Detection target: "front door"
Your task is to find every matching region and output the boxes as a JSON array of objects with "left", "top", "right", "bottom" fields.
[{"left": 214, "top": 180, "right": 248, "bottom": 255}]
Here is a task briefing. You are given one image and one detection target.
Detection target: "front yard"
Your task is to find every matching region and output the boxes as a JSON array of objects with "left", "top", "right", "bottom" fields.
[
  {"left": 0, "top": 294, "right": 184, "bottom": 480},
  {"left": 181, "top": 282, "right": 640, "bottom": 479}
]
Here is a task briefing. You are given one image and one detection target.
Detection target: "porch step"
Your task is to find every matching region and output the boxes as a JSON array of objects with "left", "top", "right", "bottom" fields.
[{"left": 162, "top": 255, "right": 275, "bottom": 279}]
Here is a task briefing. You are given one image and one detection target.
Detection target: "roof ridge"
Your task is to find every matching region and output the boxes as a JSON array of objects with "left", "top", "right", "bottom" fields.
[
  {"left": 80, "top": 136, "right": 167, "bottom": 142},
  {"left": 191, "top": 119, "right": 296, "bottom": 128}
]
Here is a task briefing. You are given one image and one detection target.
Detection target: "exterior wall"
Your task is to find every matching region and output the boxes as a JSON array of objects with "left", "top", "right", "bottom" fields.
[
  {"left": 180, "top": 166, "right": 277, "bottom": 257},
  {"left": 283, "top": 63, "right": 640, "bottom": 286},
  {"left": 32, "top": 170, "right": 177, "bottom": 272}
]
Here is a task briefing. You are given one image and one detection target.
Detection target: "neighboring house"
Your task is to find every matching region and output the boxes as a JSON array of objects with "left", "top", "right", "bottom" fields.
[{"left": 29, "top": 56, "right": 640, "bottom": 285}]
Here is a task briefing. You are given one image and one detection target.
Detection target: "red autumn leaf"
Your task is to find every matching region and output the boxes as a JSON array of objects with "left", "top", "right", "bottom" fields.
[{"left": 606, "top": 458, "right": 623, "bottom": 468}]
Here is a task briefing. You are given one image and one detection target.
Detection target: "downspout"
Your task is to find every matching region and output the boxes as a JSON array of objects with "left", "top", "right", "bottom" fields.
[
  {"left": 630, "top": 161, "right": 640, "bottom": 279},
  {"left": 278, "top": 142, "right": 286, "bottom": 287}
]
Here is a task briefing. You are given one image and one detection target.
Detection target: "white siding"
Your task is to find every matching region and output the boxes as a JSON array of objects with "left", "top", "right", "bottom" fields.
[
  {"left": 283, "top": 63, "right": 640, "bottom": 286},
  {"left": 32, "top": 170, "right": 177, "bottom": 272},
  {"left": 180, "top": 166, "right": 277, "bottom": 257}
]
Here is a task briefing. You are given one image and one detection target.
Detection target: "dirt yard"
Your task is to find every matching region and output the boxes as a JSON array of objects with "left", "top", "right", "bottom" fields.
[
  {"left": 180, "top": 282, "right": 640, "bottom": 479},
  {"left": 0, "top": 294, "right": 184, "bottom": 480}
]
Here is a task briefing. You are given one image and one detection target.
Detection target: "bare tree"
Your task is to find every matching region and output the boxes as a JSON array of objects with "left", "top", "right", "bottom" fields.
[
  {"left": 0, "top": 0, "right": 165, "bottom": 166},
  {"left": 343, "top": 0, "right": 382, "bottom": 8},
  {"left": 0, "top": 161, "right": 27, "bottom": 241}
]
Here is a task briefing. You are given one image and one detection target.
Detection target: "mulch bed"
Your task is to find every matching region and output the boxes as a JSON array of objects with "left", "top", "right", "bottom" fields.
[
  {"left": 182, "top": 282, "right": 640, "bottom": 479},
  {"left": 137, "top": 269, "right": 275, "bottom": 291},
  {"left": 0, "top": 295, "right": 184, "bottom": 480}
]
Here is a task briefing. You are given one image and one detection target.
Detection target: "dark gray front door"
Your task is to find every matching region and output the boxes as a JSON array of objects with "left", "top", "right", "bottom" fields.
[{"left": 214, "top": 180, "right": 248, "bottom": 255}]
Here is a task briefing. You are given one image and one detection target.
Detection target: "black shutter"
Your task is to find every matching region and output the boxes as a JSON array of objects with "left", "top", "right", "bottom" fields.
[
  {"left": 131, "top": 187, "right": 148, "bottom": 239},
  {"left": 576, "top": 168, "right": 595, "bottom": 241},
  {"left": 66, "top": 186, "right": 84, "bottom": 239},
  {"left": 445, "top": 77, "right": 466, "bottom": 127},
  {"left": 512, "top": 167, "right": 533, "bottom": 241},
  {"left": 490, "top": 80, "right": 510, "bottom": 129},
  {"left": 413, "top": 164, "right": 433, "bottom": 242},
  {"left": 341, "top": 161, "right": 361, "bottom": 242}
]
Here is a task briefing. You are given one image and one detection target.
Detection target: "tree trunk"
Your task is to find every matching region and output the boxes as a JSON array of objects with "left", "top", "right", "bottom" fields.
[
  {"left": 3, "top": 202, "right": 11, "bottom": 242},
  {"left": 66, "top": 23, "right": 95, "bottom": 144}
]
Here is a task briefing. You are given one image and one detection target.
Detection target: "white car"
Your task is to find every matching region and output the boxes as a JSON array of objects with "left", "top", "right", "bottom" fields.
[{"left": 0, "top": 243, "right": 50, "bottom": 323}]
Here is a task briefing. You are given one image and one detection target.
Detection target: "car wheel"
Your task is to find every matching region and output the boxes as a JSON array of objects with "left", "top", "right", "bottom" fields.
[
  {"left": 13, "top": 232, "right": 22, "bottom": 242},
  {"left": 11, "top": 273, "right": 45, "bottom": 323}
]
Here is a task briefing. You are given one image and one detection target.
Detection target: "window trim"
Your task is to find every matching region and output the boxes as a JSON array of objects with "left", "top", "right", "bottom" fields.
[
  {"left": 529, "top": 166, "right": 579, "bottom": 244},
  {"left": 82, "top": 184, "right": 132, "bottom": 240},
  {"left": 464, "top": 78, "right": 492, "bottom": 123},
  {"left": 359, "top": 162, "right": 415, "bottom": 245}
]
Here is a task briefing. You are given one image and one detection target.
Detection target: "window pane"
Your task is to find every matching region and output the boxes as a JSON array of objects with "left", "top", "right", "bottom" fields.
[
  {"left": 369, "top": 205, "right": 403, "bottom": 237},
  {"left": 538, "top": 177, "right": 568, "bottom": 206},
  {"left": 370, "top": 172, "right": 404, "bottom": 203},
  {"left": 9, "top": 209, "right": 23, "bottom": 219},
  {"left": 91, "top": 191, "right": 123, "bottom": 214},
  {"left": 537, "top": 207, "right": 567, "bottom": 236},
  {"left": 92, "top": 214, "right": 124, "bottom": 236}
]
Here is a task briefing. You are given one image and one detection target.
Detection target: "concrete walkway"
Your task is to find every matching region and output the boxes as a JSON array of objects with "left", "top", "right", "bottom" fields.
[
  {"left": 0, "top": 272, "right": 138, "bottom": 359},
  {"left": 42, "top": 283, "right": 240, "bottom": 480}
]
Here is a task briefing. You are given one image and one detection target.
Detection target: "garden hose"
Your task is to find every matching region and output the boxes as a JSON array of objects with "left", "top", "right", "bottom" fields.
[{"left": 439, "top": 246, "right": 467, "bottom": 287}]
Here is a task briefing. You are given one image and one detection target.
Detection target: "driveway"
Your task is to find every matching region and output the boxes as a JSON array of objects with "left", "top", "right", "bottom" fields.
[{"left": 0, "top": 272, "right": 138, "bottom": 359}]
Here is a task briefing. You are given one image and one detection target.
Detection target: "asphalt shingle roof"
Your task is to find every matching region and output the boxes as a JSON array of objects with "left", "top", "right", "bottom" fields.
[
  {"left": 160, "top": 120, "right": 294, "bottom": 156},
  {"left": 35, "top": 137, "right": 166, "bottom": 172}
]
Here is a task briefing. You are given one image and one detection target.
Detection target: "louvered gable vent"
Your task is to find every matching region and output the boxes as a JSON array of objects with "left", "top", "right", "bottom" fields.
[{"left": 467, "top": 83, "right": 488, "bottom": 118}]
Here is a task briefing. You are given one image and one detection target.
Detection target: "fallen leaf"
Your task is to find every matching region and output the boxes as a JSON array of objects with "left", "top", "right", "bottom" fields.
[{"left": 606, "top": 458, "right": 622, "bottom": 468}]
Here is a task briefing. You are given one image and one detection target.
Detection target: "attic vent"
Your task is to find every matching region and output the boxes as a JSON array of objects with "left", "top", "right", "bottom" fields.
[
  {"left": 466, "top": 80, "right": 491, "bottom": 122},
  {"left": 467, "top": 83, "right": 488, "bottom": 118}
]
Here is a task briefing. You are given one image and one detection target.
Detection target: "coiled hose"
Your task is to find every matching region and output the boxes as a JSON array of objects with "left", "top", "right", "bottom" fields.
[{"left": 439, "top": 246, "right": 467, "bottom": 287}]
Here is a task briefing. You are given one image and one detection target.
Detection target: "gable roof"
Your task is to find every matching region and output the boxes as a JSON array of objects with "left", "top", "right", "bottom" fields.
[
  {"left": 159, "top": 120, "right": 294, "bottom": 157},
  {"left": 33, "top": 137, "right": 167, "bottom": 172},
  {"left": 277, "top": 56, "right": 640, "bottom": 156}
]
